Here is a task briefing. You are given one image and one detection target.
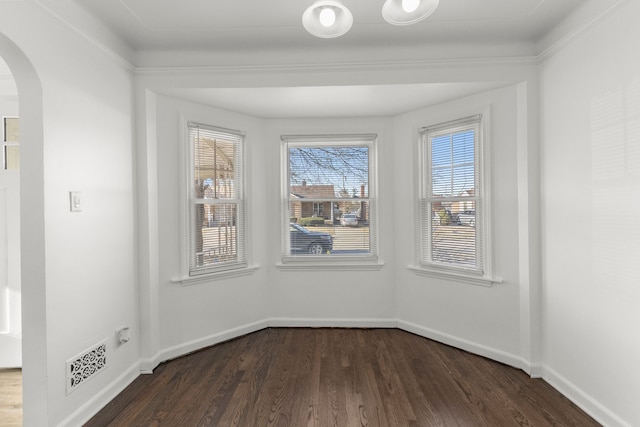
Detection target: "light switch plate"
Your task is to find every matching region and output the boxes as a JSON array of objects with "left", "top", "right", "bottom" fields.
[{"left": 70, "top": 191, "right": 82, "bottom": 212}]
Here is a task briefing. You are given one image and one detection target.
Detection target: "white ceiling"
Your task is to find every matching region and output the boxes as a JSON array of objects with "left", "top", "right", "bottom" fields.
[
  {"left": 158, "top": 82, "right": 507, "bottom": 119},
  {"left": 69, "top": 0, "right": 583, "bottom": 52},
  {"left": 4, "top": 1, "right": 612, "bottom": 118}
]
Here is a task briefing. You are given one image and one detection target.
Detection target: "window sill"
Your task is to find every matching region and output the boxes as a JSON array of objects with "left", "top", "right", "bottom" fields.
[
  {"left": 407, "top": 265, "right": 502, "bottom": 287},
  {"left": 277, "top": 257, "right": 384, "bottom": 272},
  {"left": 173, "top": 265, "right": 260, "bottom": 286}
]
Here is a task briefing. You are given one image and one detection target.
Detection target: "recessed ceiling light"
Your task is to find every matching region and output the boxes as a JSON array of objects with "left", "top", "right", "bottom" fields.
[
  {"left": 302, "top": 0, "right": 439, "bottom": 38},
  {"left": 402, "top": 0, "right": 420, "bottom": 13},
  {"left": 302, "top": 1, "right": 353, "bottom": 38},
  {"left": 319, "top": 7, "right": 336, "bottom": 27},
  {"left": 382, "top": 0, "right": 439, "bottom": 26}
]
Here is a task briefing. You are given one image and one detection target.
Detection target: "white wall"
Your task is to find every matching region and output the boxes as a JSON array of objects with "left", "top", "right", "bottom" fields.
[
  {"left": 0, "top": 3, "right": 139, "bottom": 426},
  {"left": 145, "top": 83, "right": 531, "bottom": 342},
  {"left": 3, "top": 0, "right": 637, "bottom": 425},
  {"left": 393, "top": 85, "right": 528, "bottom": 367},
  {"left": 150, "top": 97, "right": 397, "bottom": 355},
  {"left": 539, "top": 1, "right": 640, "bottom": 426},
  {"left": 44, "top": 46, "right": 137, "bottom": 426},
  {"left": 133, "top": 57, "right": 542, "bottom": 424},
  {"left": 153, "top": 95, "right": 269, "bottom": 356},
  {"left": 264, "top": 117, "right": 397, "bottom": 325}
]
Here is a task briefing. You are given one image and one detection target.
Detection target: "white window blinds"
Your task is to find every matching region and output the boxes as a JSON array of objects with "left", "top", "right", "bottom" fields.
[
  {"left": 188, "top": 122, "right": 246, "bottom": 275},
  {"left": 420, "top": 115, "right": 484, "bottom": 273}
]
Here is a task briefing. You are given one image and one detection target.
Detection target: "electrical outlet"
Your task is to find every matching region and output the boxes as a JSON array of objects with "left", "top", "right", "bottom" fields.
[{"left": 116, "top": 326, "right": 130, "bottom": 344}]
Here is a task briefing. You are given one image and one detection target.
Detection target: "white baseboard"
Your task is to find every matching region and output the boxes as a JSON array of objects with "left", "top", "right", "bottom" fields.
[
  {"left": 139, "top": 318, "right": 395, "bottom": 373},
  {"left": 541, "top": 365, "right": 633, "bottom": 427},
  {"left": 139, "top": 319, "right": 270, "bottom": 373},
  {"left": 397, "top": 319, "right": 532, "bottom": 373},
  {"left": 268, "top": 317, "right": 397, "bottom": 329},
  {"left": 57, "top": 361, "right": 140, "bottom": 427},
  {"left": 76, "top": 318, "right": 631, "bottom": 427},
  {"left": 397, "top": 319, "right": 632, "bottom": 427},
  {"left": 141, "top": 318, "right": 520, "bottom": 374},
  {"left": 528, "top": 362, "right": 544, "bottom": 378}
]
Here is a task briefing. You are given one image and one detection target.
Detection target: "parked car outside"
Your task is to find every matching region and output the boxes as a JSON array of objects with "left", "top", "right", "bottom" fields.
[
  {"left": 458, "top": 210, "right": 476, "bottom": 226},
  {"left": 289, "top": 223, "right": 333, "bottom": 254},
  {"left": 340, "top": 213, "right": 358, "bottom": 227}
]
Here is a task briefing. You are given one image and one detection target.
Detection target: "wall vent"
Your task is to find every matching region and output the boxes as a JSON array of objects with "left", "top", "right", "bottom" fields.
[{"left": 66, "top": 339, "right": 108, "bottom": 394}]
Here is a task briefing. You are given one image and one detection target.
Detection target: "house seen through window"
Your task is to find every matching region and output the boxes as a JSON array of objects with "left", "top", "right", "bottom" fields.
[{"left": 283, "top": 135, "right": 377, "bottom": 259}]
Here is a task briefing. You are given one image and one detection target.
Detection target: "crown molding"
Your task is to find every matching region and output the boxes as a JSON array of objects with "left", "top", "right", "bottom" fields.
[
  {"left": 536, "top": 0, "right": 629, "bottom": 63},
  {"left": 31, "top": 0, "right": 136, "bottom": 73},
  {"left": 29, "top": 0, "right": 628, "bottom": 77},
  {"left": 133, "top": 55, "right": 539, "bottom": 77}
]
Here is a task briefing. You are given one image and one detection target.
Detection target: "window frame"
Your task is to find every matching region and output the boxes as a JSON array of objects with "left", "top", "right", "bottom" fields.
[
  {"left": 2, "top": 116, "right": 19, "bottom": 170},
  {"left": 176, "top": 120, "right": 254, "bottom": 284},
  {"left": 414, "top": 114, "right": 498, "bottom": 286},
  {"left": 278, "top": 134, "right": 382, "bottom": 270}
]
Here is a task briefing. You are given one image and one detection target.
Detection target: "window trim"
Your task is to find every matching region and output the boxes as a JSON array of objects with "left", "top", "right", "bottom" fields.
[
  {"left": 176, "top": 119, "right": 253, "bottom": 284},
  {"left": 172, "top": 264, "right": 260, "bottom": 286},
  {"left": 2, "top": 116, "right": 19, "bottom": 170},
  {"left": 279, "top": 133, "right": 381, "bottom": 268},
  {"left": 411, "top": 111, "right": 500, "bottom": 285}
]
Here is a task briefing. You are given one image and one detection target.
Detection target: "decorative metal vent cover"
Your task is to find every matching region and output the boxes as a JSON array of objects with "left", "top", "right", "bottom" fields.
[{"left": 66, "top": 340, "right": 108, "bottom": 394}]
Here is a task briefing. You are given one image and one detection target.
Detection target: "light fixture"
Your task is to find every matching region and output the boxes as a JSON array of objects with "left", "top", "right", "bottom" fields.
[
  {"left": 319, "top": 8, "right": 336, "bottom": 27},
  {"left": 382, "top": 0, "right": 439, "bottom": 26},
  {"left": 302, "top": 0, "right": 353, "bottom": 39},
  {"left": 302, "top": 0, "right": 439, "bottom": 38},
  {"left": 402, "top": 0, "right": 420, "bottom": 13}
]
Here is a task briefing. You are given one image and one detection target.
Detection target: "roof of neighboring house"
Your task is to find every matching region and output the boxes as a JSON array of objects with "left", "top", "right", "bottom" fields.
[{"left": 290, "top": 185, "right": 335, "bottom": 199}]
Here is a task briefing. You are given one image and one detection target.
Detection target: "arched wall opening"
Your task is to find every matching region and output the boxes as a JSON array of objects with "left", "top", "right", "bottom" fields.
[{"left": 0, "top": 32, "right": 48, "bottom": 427}]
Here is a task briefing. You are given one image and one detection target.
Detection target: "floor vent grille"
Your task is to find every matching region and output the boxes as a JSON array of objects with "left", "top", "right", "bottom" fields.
[{"left": 66, "top": 340, "right": 108, "bottom": 394}]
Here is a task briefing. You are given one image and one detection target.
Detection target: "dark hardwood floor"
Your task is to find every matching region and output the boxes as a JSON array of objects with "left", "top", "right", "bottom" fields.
[{"left": 85, "top": 328, "right": 600, "bottom": 426}]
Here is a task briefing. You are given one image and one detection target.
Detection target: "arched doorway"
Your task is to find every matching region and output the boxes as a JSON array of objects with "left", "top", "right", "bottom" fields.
[
  {"left": 0, "top": 32, "right": 48, "bottom": 427},
  {"left": 0, "top": 53, "right": 21, "bottom": 427},
  {"left": 0, "top": 56, "right": 20, "bottom": 367}
]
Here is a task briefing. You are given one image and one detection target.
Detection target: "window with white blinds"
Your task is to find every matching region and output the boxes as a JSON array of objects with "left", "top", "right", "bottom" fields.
[
  {"left": 420, "top": 115, "right": 485, "bottom": 274},
  {"left": 282, "top": 134, "right": 377, "bottom": 261},
  {"left": 187, "top": 122, "right": 246, "bottom": 275}
]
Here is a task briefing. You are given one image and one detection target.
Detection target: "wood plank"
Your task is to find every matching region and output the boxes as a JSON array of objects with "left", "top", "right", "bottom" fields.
[
  {"left": 0, "top": 368, "right": 22, "bottom": 427},
  {"left": 85, "top": 328, "right": 602, "bottom": 427}
]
